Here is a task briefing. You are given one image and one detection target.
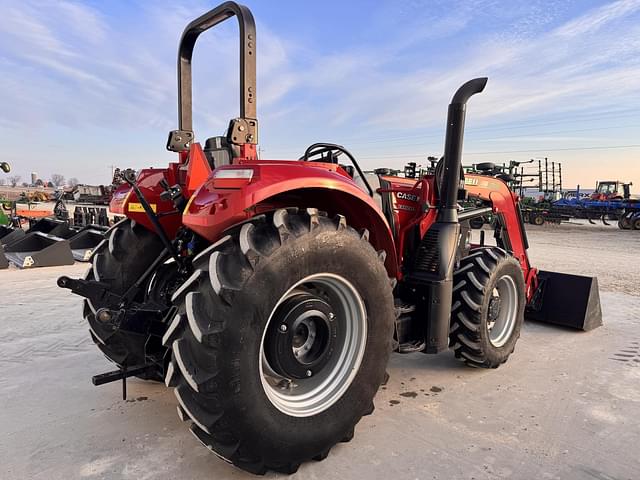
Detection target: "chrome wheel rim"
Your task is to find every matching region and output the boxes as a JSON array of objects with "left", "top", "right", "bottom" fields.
[
  {"left": 487, "top": 274, "right": 518, "bottom": 347},
  {"left": 259, "top": 273, "right": 367, "bottom": 417}
]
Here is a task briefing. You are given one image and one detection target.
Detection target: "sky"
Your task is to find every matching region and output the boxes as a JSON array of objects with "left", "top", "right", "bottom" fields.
[{"left": 0, "top": 0, "right": 639, "bottom": 191}]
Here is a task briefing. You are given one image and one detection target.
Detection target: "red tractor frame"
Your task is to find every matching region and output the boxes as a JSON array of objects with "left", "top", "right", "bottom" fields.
[{"left": 59, "top": 2, "right": 602, "bottom": 475}]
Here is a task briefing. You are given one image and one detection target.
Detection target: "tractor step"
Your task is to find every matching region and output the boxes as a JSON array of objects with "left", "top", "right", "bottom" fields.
[{"left": 397, "top": 340, "right": 426, "bottom": 353}]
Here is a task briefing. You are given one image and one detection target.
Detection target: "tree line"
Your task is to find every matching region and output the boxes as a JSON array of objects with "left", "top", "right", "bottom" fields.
[{"left": 0, "top": 174, "right": 79, "bottom": 188}]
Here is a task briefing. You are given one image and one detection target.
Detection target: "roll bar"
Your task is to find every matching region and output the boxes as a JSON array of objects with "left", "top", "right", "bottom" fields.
[{"left": 168, "top": 1, "right": 257, "bottom": 152}]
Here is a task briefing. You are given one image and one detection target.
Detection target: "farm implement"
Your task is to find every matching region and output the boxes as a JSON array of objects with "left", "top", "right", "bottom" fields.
[
  {"left": 1, "top": 217, "right": 106, "bottom": 269},
  {"left": 553, "top": 193, "right": 639, "bottom": 229}
]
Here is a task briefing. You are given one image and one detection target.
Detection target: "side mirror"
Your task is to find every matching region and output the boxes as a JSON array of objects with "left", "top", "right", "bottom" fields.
[{"left": 0, "top": 162, "right": 10, "bottom": 173}]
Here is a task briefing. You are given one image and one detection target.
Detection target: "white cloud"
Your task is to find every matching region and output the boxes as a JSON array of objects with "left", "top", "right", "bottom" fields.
[
  {"left": 553, "top": 0, "right": 640, "bottom": 37},
  {"left": 298, "top": 0, "right": 640, "bottom": 132},
  {"left": 1, "top": 0, "right": 639, "bottom": 185}
]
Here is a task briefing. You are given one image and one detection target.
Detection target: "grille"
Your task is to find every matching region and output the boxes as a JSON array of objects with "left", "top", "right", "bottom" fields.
[{"left": 413, "top": 229, "right": 440, "bottom": 273}]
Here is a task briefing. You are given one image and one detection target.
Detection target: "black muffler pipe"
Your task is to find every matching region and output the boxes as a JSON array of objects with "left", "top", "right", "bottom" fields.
[
  {"left": 439, "top": 77, "right": 488, "bottom": 222},
  {"left": 422, "top": 78, "right": 488, "bottom": 353}
]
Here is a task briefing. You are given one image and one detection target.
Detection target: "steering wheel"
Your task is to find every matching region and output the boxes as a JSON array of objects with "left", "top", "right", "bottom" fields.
[
  {"left": 299, "top": 143, "right": 373, "bottom": 197},
  {"left": 300, "top": 144, "right": 343, "bottom": 163}
]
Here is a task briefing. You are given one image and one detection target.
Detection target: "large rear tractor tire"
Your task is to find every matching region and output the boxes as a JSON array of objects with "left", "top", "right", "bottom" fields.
[
  {"left": 449, "top": 247, "right": 525, "bottom": 368},
  {"left": 163, "top": 208, "right": 394, "bottom": 474},
  {"left": 84, "top": 220, "right": 169, "bottom": 381}
]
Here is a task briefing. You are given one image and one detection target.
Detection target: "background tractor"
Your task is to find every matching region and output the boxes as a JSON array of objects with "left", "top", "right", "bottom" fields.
[
  {"left": 590, "top": 180, "right": 632, "bottom": 201},
  {"left": 59, "top": 2, "right": 602, "bottom": 475}
]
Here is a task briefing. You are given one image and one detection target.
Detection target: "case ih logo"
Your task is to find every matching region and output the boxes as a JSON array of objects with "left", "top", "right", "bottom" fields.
[{"left": 396, "top": 192, "right": 419, "bottom": 202}]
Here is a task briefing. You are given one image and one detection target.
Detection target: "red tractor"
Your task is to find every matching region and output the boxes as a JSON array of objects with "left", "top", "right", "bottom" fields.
[
  {"left": 590, "top": 180, "right": 632, "bottom": 201},
  {"left": 59, "top": 2, "right": 602, "bottom": 475}
]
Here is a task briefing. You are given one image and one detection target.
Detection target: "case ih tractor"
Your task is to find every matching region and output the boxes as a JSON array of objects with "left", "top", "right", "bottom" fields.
[
  {"left": 59, "top": 2, "right": 602, "bottom": 475},
  {"left": 590, "top": 180, "right": 633, "bottom": 201}
]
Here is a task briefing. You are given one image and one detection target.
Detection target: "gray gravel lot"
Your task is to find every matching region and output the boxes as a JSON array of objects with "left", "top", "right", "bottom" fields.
[{"left": 1, "top": 221, "right": 638, "bottom": 480}]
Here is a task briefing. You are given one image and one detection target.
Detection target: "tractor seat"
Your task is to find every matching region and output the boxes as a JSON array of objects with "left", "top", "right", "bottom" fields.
[
  {"left": 353, "top": 172, "right": 383, "bottom": 211},
  {"left": 203, "top": 136, "right": 233, "bottom": 169}
]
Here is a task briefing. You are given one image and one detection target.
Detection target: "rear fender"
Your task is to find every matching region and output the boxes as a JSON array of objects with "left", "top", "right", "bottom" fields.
[
  {"left": 109, "top": 166, "right": 182, "bottom": 238},
  {"left": 183, "top": 162, "right": 398, "bottom": 277}
]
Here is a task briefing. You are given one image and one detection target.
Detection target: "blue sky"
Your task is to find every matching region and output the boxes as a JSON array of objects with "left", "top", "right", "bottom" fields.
[{"left": 1, "top": 0, "right": 639, "bottom": 189}]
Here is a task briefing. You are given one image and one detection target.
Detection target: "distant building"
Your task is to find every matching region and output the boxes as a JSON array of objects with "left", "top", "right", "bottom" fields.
[{"left": 31, "top": 172, "right": 38, "bottom": 185}]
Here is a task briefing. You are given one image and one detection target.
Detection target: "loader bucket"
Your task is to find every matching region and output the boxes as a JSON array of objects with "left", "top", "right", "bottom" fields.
[
  {"left": 68, "top": 228, "right": 105, "bottom": 262},
  {"left": 0, "top": 227, "right": 25, "bottom": 246},
  {"left": 3, "top": 231, "right": 75, "bottom": 268},
  {"left": 526, "top": 270, "right": 602, "bottom": 331},
  {"left": 0, "top": 225, "right": 12, "bottom": 239},
  {"left": 0, "top": 243, "right": 8, "bottom": 269},
  {"left": 27, "top": 218, "right": 72, "bottom": 237}
]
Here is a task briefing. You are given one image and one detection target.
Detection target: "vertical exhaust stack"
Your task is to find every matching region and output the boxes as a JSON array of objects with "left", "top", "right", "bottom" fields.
[
  {"left": 439, "top": 77, "right": 488, "bottom": 222},
  {"left": 410, "top": 78, "right": 487, "bottom": 353}
]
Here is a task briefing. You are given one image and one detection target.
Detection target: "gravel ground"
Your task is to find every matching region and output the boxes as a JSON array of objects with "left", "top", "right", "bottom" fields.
[
  {"left": 524, "top": 220, "right": 640, "bottom": 296},
  {"left": 0, "top": 223, "right": 638, "bottom": 480}
]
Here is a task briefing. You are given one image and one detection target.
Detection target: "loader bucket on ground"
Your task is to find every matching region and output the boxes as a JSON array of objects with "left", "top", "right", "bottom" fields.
[
  {"left": 3, "top": 231, "right": 75, "bottom": 268},
  {"left": 526, "top": 270, "right": 602, "bottom": 331},
  {"left": 27, "top": 218, "right": 72, "bottom": 238},
  {"left": 0, "top": 227, "right": 25, "bottom": 246},
  {"left": 0, "top": 225, "right": 12, "bottom": 239},
  {"left": 0, "top": 243, "right": 8, "bottom": 269},
  {"left": 68, "top": 228, "right": 105, "bottom": 262}
]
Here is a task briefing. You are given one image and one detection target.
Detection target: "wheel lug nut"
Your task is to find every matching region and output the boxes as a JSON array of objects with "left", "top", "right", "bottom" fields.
[
  {"left": 306, "top": 370, "right": 312, "bottom": 377},
  {"left": 279, "top": 324, "right": 288, "bottom": 332},
  {"left": 328, "top": 313, "right": 335, "bottom": 321}
]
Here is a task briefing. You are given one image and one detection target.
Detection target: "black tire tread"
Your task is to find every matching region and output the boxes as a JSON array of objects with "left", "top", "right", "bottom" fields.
[
  {"left": 83, "top": 220, "right": 165, "bottom": 380},
  {"left": 165, "top": 208, "right": 392, "bottom": 474},
  {"left": 449, "top": 247, "right": 524, "bottom": 368}
]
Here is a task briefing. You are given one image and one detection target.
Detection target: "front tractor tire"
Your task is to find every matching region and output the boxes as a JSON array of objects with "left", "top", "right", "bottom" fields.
[
  {"left": 449, "top": 247, "right": 525, "bottom": 368},
  {"left": 84, "top": 220, "right": 167, "bottom": 381},
  {"left": 164, "top": 208, "right": 394, "bottom": 474}
]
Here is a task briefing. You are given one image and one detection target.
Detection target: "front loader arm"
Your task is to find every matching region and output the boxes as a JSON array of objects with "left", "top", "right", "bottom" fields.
[{"left": 464, "top": 173, "right": 536, "bottom": 298}]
